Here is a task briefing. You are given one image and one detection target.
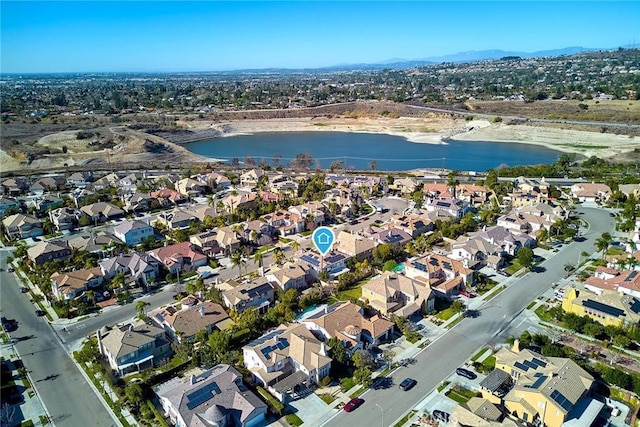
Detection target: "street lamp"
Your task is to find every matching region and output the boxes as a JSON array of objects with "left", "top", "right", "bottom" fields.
[{"left": 375, "top": 403, "right": 384, "bottom": 427}]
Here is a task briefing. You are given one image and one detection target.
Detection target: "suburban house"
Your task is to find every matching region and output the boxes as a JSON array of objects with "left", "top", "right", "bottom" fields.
[
  {"left": 51, "top": 267, "right": 104, "bottom": 300},
  {"left": 390, "top": 177, "right": 419, "bottom": 194},
  {"left": 221, "top": 277, "right": 275, "bottom": 314},
  {"left": 268, "top": 175, "right": 298, "bottom": 195},
  {"left": 424, "top": 197, "right": 470, "bottom": 219},
  {"left": 0, "top": 196, "right": 19, "bottom": 218},
  {"left": 497, "top": 211, "right": 555, "bottom": 236},
  {"left": 27, "top": 241, "right": 72, "bottom": 266},
  {"left": 266, "top": 262, "right": 311, "bottom": 292},
  {"left": 154, "top": 209, "right": 197, "bottom": 230},
  {"left": 562, "top": 287, "right": 640, "bottom": 328},
  {"left": 187, "top": 205, "right": 218, "bottom": 223},
  {"left": 149, "top": 242, "right": 208, "bottom": 274},
  {"left": 176, "top": 178, "right": 207, "bottom": 197},
  {"left": 288, "top": 202, "right": 326, "bottom": 227},
  {"left": 1, "top": 177, "right": 28, "bottom": 196},
  {"left": 156, "top": 364, "right": 267, "bottom": 427},
  {"left": 362, "top": 272, "right": 435, "bottom": 317},
  {"left": 423, "top": 182, "right": 452, "bottom": 199},
  {"left": 68, "top": 232, "right": 121, "bottom": 255},
  {"left": 49, "top": 207, "right": 82, "bottom": 231},
  {"left": 241, "top": 220, "right": 275, "bottom": 246},
  {"left": 99, "top": 252, "right": 160, "bottom": 286},
  {"left": 584, "top": 267, "right": 640, "bottom": 298},
  {"left": 32, "top": 194, "right": 64, "bottom": 212},
  {"left": 388, "top": 212, "right": 434, "bottom": 238},
  {"left": 465, "top": 225, "right": 537, "bottom": 257},
  {"left": 297, "top": 250, "right": 349, "bottom": 278},
  {"left": 514, "top": 176, "right": 549, "bottom": 195},
  {"left": 456, "top": 184, "right": 489, "bottom": 206},
  {"left": 404, "top": 253, "right": 474, "bottom": 298},
  {"left": 240, "top": 169, "right": 265, "bottom": 188},
  {"left": 190, "top": 231, "right": 222, "bottom": 256},
  {"left": 301, "top": 302, "right": 394, "bottom": 353},
  {"left": 243, "top": 323, "right": 332, "bottom": 402},
  {"left": 451, "top": 397, "right": 511, "bottom": 427},
  {"left": 97, "top": 322, "right": 172, "bottom": 376},
  {"left": 80, "top": 202, "right": 124, "bottom": 223},
  {"left": 619, "top": 183, "right": 640, "bottom": 199},
  {"left": 2, "top": 213, "right": 43, "bottom": 240},
  {"left": 261, "top": 210, "right": 305, "bottom": 236},
  {"left": 30, "top": 176, "right": 64, "bottom": 195},
  {"left": 570, "top": 182, "right": 612, "bottom": 203},
  {"left": 91, "top": 173, "right": 120, "bottom": 190},
  {"left": 122, "top": 192, "right": 156, "bottom": 212},
  {"left": 367, "top": 227, "right": 412, "bottom": 247},
  {"left": 66, "top": 171, "right": 93, "bottom": 188},
  {"left": 113, "top": 220, "right": 154, "bottom": 247},
  {"left": 214, "top": 226, "right": 242, "bottom": 255},
  {"left": 222, "top": 193, "right": 257, "bottom": 212},
  {"left": 150, "top": 295, "right": 231, "bottom": 342},
  {"left": 484, "top": 342, "right": 599, "bottom": 427},
  {"left": 204, "top": 171, "right": 232, "bottom": 190},
  {"left": 151, "top": 189, "right": 187, "bottom": 206},
  {"left": 335, "top": 230, "right": 376, "bottom": 262},
  {"left": 451, "top": 237, "right": 505, "bottom": 270}
]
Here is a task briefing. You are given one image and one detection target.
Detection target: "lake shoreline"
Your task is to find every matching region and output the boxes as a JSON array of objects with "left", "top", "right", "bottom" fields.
[{"left": 176, "top": 116, "right": 640, "bottom": 160}]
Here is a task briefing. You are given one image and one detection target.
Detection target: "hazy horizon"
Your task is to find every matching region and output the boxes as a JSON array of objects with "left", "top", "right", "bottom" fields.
[{"left": 1, "top": 1, "right": 639, "bottom": 74}]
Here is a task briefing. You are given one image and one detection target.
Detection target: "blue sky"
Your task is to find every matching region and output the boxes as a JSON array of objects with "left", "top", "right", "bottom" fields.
[{"left": 1, "top": 1, "right": 638, "bottom": 73}]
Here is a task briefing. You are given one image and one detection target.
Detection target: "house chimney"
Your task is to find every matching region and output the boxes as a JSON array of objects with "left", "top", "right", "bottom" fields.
[
  {"left": 190, "top": 375, "right": 196, "bottom": 385},
  {"left": 129, "top": 324, "right": 134, "bottom": 331},
  {"left": 199, "top": 305, "right": 206, "bottom": 317},
  {"left": 319, "top": 342, "right": 328, "bottom": 357},
  {"left": 512, "top": 339, "right": 520, "bottom": 353}
]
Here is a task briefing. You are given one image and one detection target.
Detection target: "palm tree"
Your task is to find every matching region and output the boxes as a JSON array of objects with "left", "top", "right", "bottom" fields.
[
  {"left": 536, "top": 228, "right": 549, "bottom": 246},
  {"left": 273, "top": 248, "right": 285, "bottom": 265},
  {"left": 230, "top": 251, "right": 245, "bottom": 277},
  {"left": 290, "top": 240, "right": 300, "bottom": 253},
  {"left": 135, "top": 300, "right": 150, "bottom": 318},
  {"left": 595, "top": 232, "right": 613, "bottom": 259}
]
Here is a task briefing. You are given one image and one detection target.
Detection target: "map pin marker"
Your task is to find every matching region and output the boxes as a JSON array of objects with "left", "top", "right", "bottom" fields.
[{"left": 312, "top": 226, "right": 335, "bottom": 256}]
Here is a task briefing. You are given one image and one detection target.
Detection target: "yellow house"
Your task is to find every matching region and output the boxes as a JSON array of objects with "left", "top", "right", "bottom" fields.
[
  {"left": 562, "top": 288, "right": 640, "bottom": 328},
  {"left": 485, "top": 342, "right": 598, "bottom": 427}
]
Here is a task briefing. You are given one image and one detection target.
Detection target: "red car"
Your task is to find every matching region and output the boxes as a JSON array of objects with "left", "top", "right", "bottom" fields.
[
  {"left": 343, "top": 398, "right": 364, "bottom": 412},
  {"left": 460, "top": 290, "right": 476, "bottom": 298}
]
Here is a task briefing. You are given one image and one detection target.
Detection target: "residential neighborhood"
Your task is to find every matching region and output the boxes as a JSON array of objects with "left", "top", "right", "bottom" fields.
[{"left": 0, "top": 163, "right": 638, "bottom": 427}]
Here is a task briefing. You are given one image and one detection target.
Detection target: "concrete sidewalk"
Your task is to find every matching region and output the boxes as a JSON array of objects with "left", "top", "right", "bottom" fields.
[{"left": 0, "top": 341, "right": 51, "bottom": 427}]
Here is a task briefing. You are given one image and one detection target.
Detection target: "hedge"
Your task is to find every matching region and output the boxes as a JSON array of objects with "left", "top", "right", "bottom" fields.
[{"left": 257, "top": 386, "right": 285, "bottom": 416}]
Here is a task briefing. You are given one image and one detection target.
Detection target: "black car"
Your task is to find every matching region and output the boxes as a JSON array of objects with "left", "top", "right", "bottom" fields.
[
  {"left": 20, "top": 287, "right": 28, "bottom": 293},
  {"left": 35, "top": 310, "right": 46, "bottom": 317},
  {"left": 456, "top": 367, "right": 477, "bottom": 380},
  {"left": 432, "top": 410, "right": 450, "bottom": 423},
  {"left": 1, "top": 317, "right": 17, "bottom": 332},
  {"left": 399, "top": 377, "right": 417, "bottom": 391}
]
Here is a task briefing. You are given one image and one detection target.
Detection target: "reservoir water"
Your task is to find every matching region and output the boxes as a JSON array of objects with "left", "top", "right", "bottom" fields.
[{"left": 184, "top": 132, "right": 561, "bottom": 171}]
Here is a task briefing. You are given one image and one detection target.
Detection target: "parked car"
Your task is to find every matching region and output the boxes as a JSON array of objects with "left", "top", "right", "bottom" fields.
[
  {"left": 20, "top": 287, "right": 28, "bottom": 293},
  {"left": 432, "top": 410, "right": 450, "bottom": 423},
  {"left": 343, "top": 397, "right": 364, "bottom": 412},
  {"left": 456, "top": 367, "right": 477, "bottom": 380},
  {"left": 7, "top": 267, "right": 14, "bottom": 273},
  {"left": 35, "top": 310, "right": 46, "bottom": 317},
  {"left": 459, "top": 290, "right": 476, "bottom": 298},
  {"left": 399, "top": 377, "right": 417, "bottom": 391},
  {"left": 497, "top": 270, "right": 509, "bottom": 277}
]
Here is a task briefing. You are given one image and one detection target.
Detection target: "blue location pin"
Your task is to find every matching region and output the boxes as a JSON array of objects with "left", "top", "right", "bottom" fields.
[{"left": 312, "top": 227, "right": 335, "bottom": 256}]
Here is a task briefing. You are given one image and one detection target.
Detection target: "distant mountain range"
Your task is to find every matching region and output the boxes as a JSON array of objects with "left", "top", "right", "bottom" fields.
[{"left": 222, "top": 46, "right": 606, "bottom": 74}]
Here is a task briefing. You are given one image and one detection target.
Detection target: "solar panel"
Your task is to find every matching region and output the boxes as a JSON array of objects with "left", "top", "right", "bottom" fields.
[
  {"left": 524, "top": 375, "right": 547, "bottom": 389},
  {"left": 626, "top": 271, "right": 638, "bottom": 281},
  {"left": 514, "top": 361, "right": 530, "bottom": 371},
  {"left": 522, "top": 360, "right": 538, "bottom": 370},
  {"left": 531, "top": 357, "right": 547, "bottom": 368},
  {"left": 550, "top": 389, "right": 573, "bottom": 411},
  {"left": 186, "top": 382, "right": 220, "bottom": 410},
  {"left": 582, "top": 299, "right": 625, "bottom": 318},
  {"left": 414, "top": 262, "right": 427, "bottom": 271}
]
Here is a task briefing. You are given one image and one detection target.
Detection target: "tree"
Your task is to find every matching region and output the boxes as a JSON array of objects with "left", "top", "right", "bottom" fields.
[
  {"left": 230, "top": 251, "right": 245, "bottom": 277},
  {"left": 273, "top": 248, "right": 285, "bottom": 265},
  {"left": 516, "top": 247, "right": 534, "bottom": 270},
  {"left": 135, "top": 300, "right": 150, "bottom": 318},
  {"left": 329, "top": 160, "right": 344, "bottom": 172},
  {"left": 208, "top": 330, "right": 231, "bottom": 357},
  {"left": 290, "top": 240, "right": 300, "bottom": 252},
  {"left": 125, "top": 383, "right": 144, "bottom": 407},
  {"left": 382, "top": 349, "right": 395, "bottom": 368},
  {"left": 613, "top": 334, "right": 631, "bottom": 348},
  {"left": 451, "top": 300, "right": 466, "bottom": 316},
  {"left": 327, "top": 336, "right": 348, "bottom": 365},
  {"left": 447, "top": 170, "right": 460, "bottom": 198},
  {"left": 352, "top": 349, "right": 374, "bottom": 369},
  {"left": 595, "top": 232, "right": 613, "bottom": 259},
  {"left": 485, "top": 169, "right": 498, "bottom": 190},
  {"left": 369, "top": 160, "right": 377, "bottom": 171},
  {"left": 353, "top": 367, "right": 372, "bottom": 387}
]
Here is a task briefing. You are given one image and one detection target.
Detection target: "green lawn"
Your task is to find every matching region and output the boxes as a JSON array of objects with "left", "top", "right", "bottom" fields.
[
  {"left": 392, "top": 410, "right": 416, "bottom": 427},
  {"left": 534, "top": 305, "right": 553, "bottom": 322},
  {"left": 526, "top": 301, "right": 537, "bottom": 310},
  {"left": 484, "top": 286, "right": 505, "bottom": 301},
  {"left": 436, "top": 307, "right": 457, "bottom": 321},
  {"left": 482, "top": 355, "right": 496, "bottom": 370},
  {"left": 505, "top": 261, "right": 524, "bottom": 275},
  {"left": 285, "top": 413, "right": 303, "bottom": 427},
  {"left": 471, "top": 347, "right": 489, "bottom": 362},
  {"left": 445, "top": 385, "right": 477, "bottom": 404},
  {"left": 319, "top": 394, "right": 337, "bottom": 404},
  {"left": 437, "top": 381, "right": 451, "bottom": 392},
  {"left": 335, "top": 286, "right": 363, "bottom": 301}
]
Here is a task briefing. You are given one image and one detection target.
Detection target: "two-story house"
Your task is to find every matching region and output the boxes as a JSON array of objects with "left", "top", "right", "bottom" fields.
[
  {"left": 266, "top": 262, "right": 311, "bottom": 292},
  {"left": 404, "top": 253, "right": 474, "bottom": 298},
  {"left": 2, "top": 213, "right": 43, "bottom": 240},
  {"left": 243, "top": 324, "right": 332, "bottom": 403},
  {"left": 221, "top": 277, "right": 275, "bottom": 314},
  {"left": 97, "top": 322, "right": 171, "bottom": 376},
  {"left": 51, "top": 267, "right": 104, "bottom": 300},
  {"left": 113, "top": 220, "right": 154, "bottom": 247},
  {"left": 27, "top": 241, "right": 72, "bottom": 266},
  {"left": 149, "top": 242, "right": 208, "bottom": 275},
  {"left": 362, "top": 272, "right": 435, "bottom": 318},
  {"left": 99, "top": 252, "right": 160, "bottom": 286}
]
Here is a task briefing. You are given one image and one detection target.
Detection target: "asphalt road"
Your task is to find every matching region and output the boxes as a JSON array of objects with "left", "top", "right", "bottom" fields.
[
  {"left": 0, "top": 250, "right": 119, "bottom": 427},
  {"left": 323, "top": 205, "right": 614, "bottom": 427}
]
